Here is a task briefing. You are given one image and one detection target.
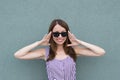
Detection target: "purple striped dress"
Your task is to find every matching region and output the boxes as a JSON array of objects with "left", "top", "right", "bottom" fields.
[{"left": 45, "top": 47, "right": 76, "bottom": 80}]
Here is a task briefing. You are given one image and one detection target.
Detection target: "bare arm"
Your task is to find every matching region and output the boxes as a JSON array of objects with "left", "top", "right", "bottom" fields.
[
  {"left": 14, "top": 41, "right": 45, "bottom": 60},
  {"left": 67, "top": 31, "right": 105, "bottom": 56},
  {"left": 73, "top": 40, "right": 105, "bottom": 56},
  {"left": 14, "top": 32, "right": 51, "bottom": 60}
]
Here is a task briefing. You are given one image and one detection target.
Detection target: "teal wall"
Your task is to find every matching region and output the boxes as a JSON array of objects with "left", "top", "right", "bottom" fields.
[{"left": 0, "top": 0, "right": 119, "bottom": 80}]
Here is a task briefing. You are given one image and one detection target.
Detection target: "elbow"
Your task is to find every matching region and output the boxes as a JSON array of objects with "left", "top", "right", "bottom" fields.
[
  {"left": 101, "top": 49, "right": 106, "bottom": 55},
  {"left": 97, "top": 49, "right": 106, "bottom": 56},
  {"left": 14, "top": 53, "right": 19, "bottom": 59},
  {"left": 14, "top": 52, "right": 22, "bottom": 59}
]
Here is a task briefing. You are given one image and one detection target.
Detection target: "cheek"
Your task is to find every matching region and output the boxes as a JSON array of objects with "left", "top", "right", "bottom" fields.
[
  {"left": 52, "top": 37, "right": 57, "bottom": 43},
  {"left": 53, "top": 37, "right": 56, "bottom": 41},
  {"left": 53, "top": 37, "right": 67, "bottom": 42},
  {"left": 53, "top": 37, "right": 58, "bottom": 41}
]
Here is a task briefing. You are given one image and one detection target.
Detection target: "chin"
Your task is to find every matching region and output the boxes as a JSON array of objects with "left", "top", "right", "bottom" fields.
[{"left": 56, "top": 42, "right": 64, "bottom": 45}]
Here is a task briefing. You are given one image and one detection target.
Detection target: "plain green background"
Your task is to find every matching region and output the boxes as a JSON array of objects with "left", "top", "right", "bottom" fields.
[{"left": 0, "top": 0, "right": 119, "bottom": 80}]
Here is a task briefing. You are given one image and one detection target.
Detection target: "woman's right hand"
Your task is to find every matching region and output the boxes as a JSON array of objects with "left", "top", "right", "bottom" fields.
[{"left": 38, "top": 31, "right": 52, "bottom": 46}]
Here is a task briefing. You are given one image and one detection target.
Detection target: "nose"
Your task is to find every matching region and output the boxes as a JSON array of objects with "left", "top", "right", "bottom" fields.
[{"left": 58, "top": 34, "right": 62, "bottom": 38}]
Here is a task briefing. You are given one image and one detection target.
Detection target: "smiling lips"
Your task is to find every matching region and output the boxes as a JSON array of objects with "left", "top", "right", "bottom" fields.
[
  {"left": 56, "top": 39, "right": 64, "bottom": 42},
  {"left": 57, "top": 39, "right": 63, "bottom": 42}
]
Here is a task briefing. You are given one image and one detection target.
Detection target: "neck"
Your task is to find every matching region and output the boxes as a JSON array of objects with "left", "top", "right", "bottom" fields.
[
  {"left": 56, "top": 44, "right": 64, "bottom": 51},
  {"left": 57, "top": 44, "right": 63, "bottom": 49}
]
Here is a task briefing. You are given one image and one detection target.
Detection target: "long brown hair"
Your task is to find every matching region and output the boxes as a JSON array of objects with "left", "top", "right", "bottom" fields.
[{"left": 47, "top": 19, "right": 77, "bottom": 62}]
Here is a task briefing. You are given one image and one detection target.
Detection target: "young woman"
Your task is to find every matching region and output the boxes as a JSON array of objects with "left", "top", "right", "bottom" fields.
[{"left": 14, "top": 19, "right": 105, "bottom": 80}]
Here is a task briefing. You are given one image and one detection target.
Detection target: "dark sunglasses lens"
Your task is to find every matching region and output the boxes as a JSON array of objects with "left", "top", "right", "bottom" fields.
[
  {"left": 53, "top": 32, "right": 59, "bottom": 37},
  {"left": 61, "top": 32, "right": 67, "bottom": 37}
]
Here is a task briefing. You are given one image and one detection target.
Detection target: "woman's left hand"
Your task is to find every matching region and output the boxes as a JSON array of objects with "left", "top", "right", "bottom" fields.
[{"left": 67, "top": 31, "right": 80, "bottom": 47}]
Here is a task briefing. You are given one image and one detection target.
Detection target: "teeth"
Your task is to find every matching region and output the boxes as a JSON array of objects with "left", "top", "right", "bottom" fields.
[
  {"left": 58, "top": 40, "right": 62, "bottom": 42},
  {"left": 58, "top": 39, "right": 63, "bottom": 42}
]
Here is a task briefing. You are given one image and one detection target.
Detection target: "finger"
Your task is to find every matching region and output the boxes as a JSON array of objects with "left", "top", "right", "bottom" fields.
[
  {"left": 67, "top": 44, "right": 74, "bottom": 47},
  {"left": 68, "top": 31, "right": 75, "bottom": 40},
  {"left": 48, "top": 31, "right": 52, "bottom": 35},
  {"left": 68, "top": 31, "right": 72, "bottom": 38},
  {"left": 68, "top": 31, "right": 75, "bottom": 38},
  {"left": 47, "top": 43, "right": 51, "bottom": 46},
  {"left": 43, "top": 34, "right": 47, "bottom": 39},
  {"left": 71, "top": 34, "right": 76, "bottom": 39},
  {"left": 46, "top": 31, "right": 52, "bottom": 39},
  {"left": 68, "top": 31, "right": 77, "bottom": 39},
  {"left": 45, "top": 43, "right": 50, "bottom": 46},
  {"left": 68, "top": 31, "right": 72, "bottom": 36}
]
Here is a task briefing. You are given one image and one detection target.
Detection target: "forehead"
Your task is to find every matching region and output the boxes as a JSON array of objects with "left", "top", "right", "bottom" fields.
[{"left": 52, "top": 24, "right": 66, "bottom": 32}]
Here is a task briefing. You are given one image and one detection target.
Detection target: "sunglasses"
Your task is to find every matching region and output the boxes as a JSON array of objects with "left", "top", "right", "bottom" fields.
[{"left": 52, "top": 32, "right": 68, "bottom": 37}]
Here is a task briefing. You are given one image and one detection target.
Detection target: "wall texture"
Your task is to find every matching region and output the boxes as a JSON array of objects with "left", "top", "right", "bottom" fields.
[{"left": 0, "top": 0, "right": 120, "bottom": 80}]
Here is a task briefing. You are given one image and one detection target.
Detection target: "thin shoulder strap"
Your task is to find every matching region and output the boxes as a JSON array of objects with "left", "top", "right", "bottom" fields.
[{"left": 45, "top": 47, "right": 50, "bottom": 59}]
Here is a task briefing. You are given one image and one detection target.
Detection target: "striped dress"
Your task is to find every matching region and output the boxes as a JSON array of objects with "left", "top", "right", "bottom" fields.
[{"left": 45, "top": 47, "right": 76, "bottom": 80}]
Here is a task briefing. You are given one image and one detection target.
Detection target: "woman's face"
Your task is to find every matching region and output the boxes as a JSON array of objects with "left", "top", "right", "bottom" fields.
[{"left": 52, "top": 24, "right": 67, "bottom": 46}]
